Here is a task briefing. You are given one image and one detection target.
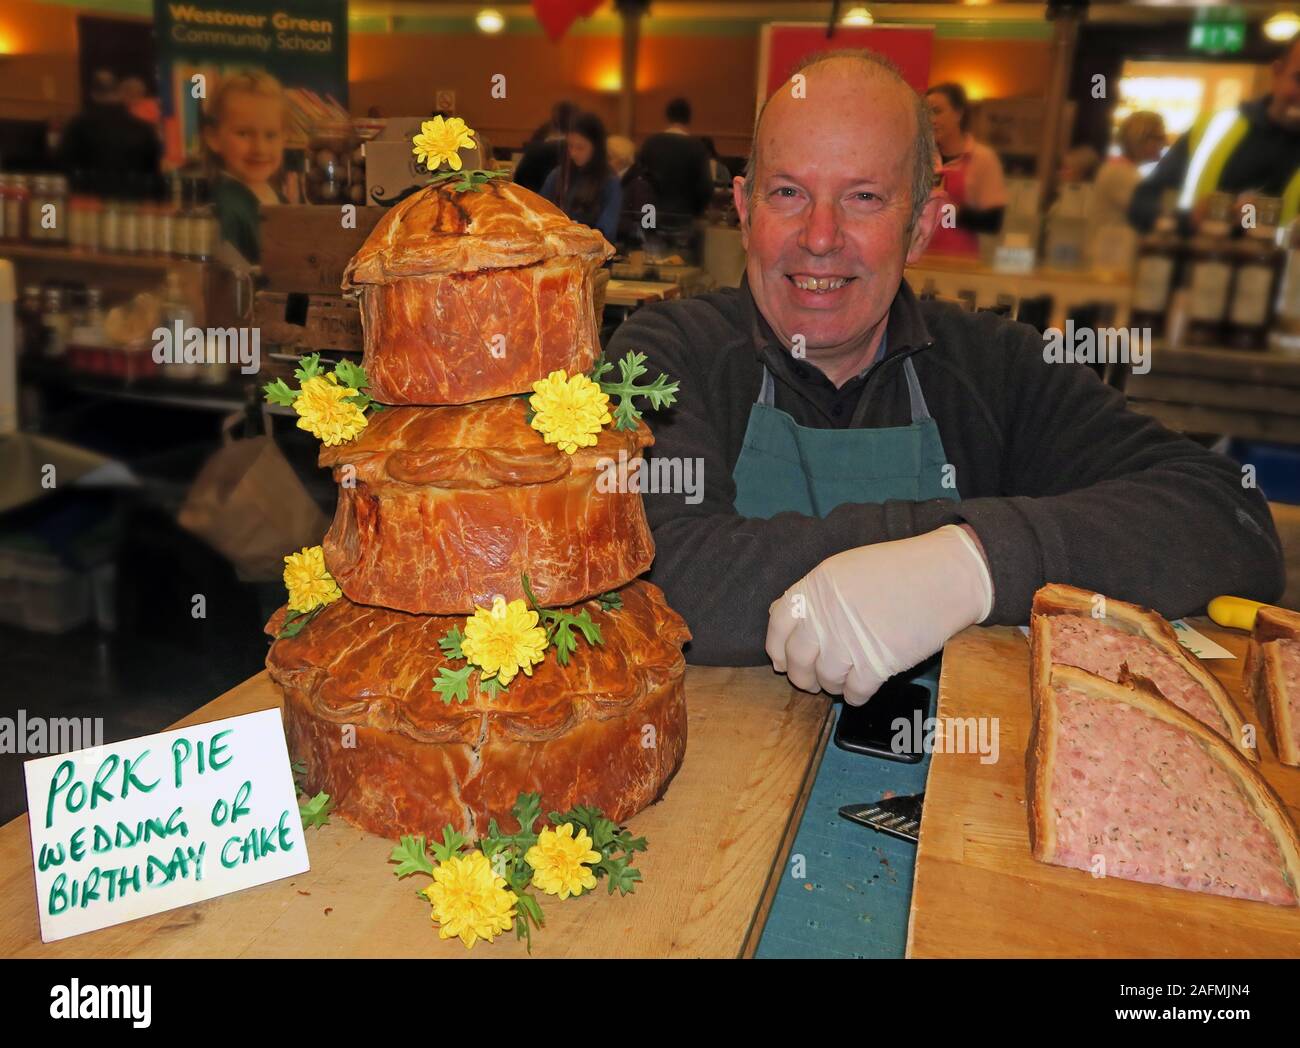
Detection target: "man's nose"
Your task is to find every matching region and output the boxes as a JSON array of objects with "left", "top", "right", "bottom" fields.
[{"left": 798, "top": 197, "right": 843, "bottom": 255}]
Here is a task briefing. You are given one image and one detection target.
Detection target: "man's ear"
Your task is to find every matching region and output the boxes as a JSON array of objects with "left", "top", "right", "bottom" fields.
[
  {"left": 732, "top": 175, "right": 750, "bottom": 249},
  {"left": 905, "top": 192, "right": 944, "bottom": 265}
]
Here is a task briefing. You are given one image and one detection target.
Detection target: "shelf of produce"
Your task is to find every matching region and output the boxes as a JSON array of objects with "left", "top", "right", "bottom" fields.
[
  {"left": 0, "top": 664, "right": 832, "bottom": 958},
  {"left": 2, "top": 243, "right": 225, "bottom": 327},
  {"left": 907, "top": 618, "right": 1300, "bottom": 958},
  {"left": 0, "top": 243, "right": 209, "bottom": 271}
]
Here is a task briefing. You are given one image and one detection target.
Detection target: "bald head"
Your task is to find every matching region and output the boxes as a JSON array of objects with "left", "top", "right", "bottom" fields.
[{"left": 743, "top": 50, "right": 936, "bottom": 229}]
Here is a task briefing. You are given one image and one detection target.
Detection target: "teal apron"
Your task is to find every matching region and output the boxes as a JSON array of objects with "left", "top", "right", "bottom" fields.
[{"left": 737, "top": 323, "right": 957, "bottom": 959}]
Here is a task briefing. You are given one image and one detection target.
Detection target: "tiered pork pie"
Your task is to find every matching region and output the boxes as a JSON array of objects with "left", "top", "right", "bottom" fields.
[{"left": 265, "top": 180, "right": 688, "bottom": 840}]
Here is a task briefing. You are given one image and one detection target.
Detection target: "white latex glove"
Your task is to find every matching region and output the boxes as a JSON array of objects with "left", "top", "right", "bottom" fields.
[{"left": 766, "top": 524, "right": 994, "bottom": 705}]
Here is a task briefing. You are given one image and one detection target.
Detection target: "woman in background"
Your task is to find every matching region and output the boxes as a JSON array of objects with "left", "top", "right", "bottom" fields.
[
  {"left": 202, "top": 69, "right": 289, "bottom": 266},
  {"left": 607, "top": 134, "right": 656, "bottom": 252},
  {"left": 541, "top": 111, "right": 621, "bottom": 244},
  {"left": 1092, "top": 111, "right": 1166, "bottom": 229},
  {"left": 924, "top": 82, "right": 1007, "bottom": 257}
]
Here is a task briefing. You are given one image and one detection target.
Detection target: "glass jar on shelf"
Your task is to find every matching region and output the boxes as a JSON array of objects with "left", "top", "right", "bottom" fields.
[
  {"left": 138, "top": 202, "right": 158, "bottom": 256},
  {"left": 26, "top": 175, "right": 50, "bottom": 242},
  {"left": 46, "top": 175, "right": 69, "bottom": 244},
  {"left": 41, "top": 285, "right": 70, "bottom": 358},
  {"left": 119, "top": 201, "right": 140, "bottom": 254},
  {"left": 304, "top": 120, "right": 357, "bottom": 204},
  {"left": 100, "top": 200, "right": 123, "bottom": 254},
  {"left": 4, "top": 174, "right": 29, "bottom": 241}
]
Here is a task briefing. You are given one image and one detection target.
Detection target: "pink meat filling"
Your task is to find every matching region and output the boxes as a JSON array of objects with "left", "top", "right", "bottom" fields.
[
  {"left": 1279, "top": 638, "right": 1300, "bottom": 746},
  {"left": 1049, "top": 686, "right": 1294, "bottom": 905},
  {"left": 1051, "top": 614, "right": 1228, "bottom": 740}
]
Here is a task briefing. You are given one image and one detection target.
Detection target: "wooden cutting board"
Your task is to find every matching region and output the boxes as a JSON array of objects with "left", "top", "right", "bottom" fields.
[
  {"left": 0, "top": 667, "right": 829, "bottom": 958},
  {"left": 907, "top": 621, "right": 1300, "bottom": 957}
]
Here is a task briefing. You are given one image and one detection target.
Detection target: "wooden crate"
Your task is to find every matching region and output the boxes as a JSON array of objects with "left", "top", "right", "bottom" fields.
[
  {"left": 253, "top": 291, "right": 363, "bottom": 354},
  {"left": 259, "top": 205, "right": 386, "bottom": 294}
]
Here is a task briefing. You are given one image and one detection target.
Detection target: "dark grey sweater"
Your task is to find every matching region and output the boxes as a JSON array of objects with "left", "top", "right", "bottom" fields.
[{"left": 606, "top": 277, "right": 1285, "bottom": 665}]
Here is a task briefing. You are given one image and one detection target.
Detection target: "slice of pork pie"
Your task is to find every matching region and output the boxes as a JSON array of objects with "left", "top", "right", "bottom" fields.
[{"left": 1027, "top": 663, "right": 1300, "bottom": 906}]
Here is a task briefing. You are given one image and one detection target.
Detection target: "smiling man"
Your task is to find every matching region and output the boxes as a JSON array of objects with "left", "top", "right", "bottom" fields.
[{"left": 607, "top": 50, "right": 1284, "bottom": 703}]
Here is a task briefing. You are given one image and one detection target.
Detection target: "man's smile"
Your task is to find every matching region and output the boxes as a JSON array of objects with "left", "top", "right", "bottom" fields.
[{"left": 786, "top": 273, "right": 857, "bottom": 295}]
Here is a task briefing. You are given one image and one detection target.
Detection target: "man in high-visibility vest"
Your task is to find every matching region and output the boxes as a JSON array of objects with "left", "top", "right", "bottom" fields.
[{"left": 1130, "top": 35, "right": 1300, "bottom": 232}]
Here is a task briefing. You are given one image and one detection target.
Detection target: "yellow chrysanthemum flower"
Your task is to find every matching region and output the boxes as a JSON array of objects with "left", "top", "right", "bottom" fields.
[
  {"left": 459, "top": 596, "right": 548, "bottom": 687},
  {"left": 528, "top": 370, "right": 612, "bottom": 455},
  {"left": 525, "top": 823, "right": 601, "bottom": 901},
  {"left": 293, "top": 373, "right": 368, "bottom": 446},
  {"left": 283, "top": 545, "right": 341, "bottom": 614},
  {"left": 412, "top": 115, "right": 476, "bottom": 172},
  {"left": 422, "top": 850, "right": 516, "bottom": 949}
]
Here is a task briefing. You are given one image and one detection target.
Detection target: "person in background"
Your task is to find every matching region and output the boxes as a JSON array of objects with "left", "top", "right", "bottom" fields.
[
  {"left": 637, "top": 98, "right": 714, "bottom": 229},
  {"left": 608, "top": 134, "right": 657, "bottom": 252},
  {"left": 514, "top": 100, "right": 577, "bottom": 192},
  {"left": 700, "top": 135, "right": 732, "bottom": 189},
  {"left": 1092, "top": 111, "right": 1166, "bottom": 229},
  {"left": 1059, "top": 144, "right": 1101, "bottom": 185},
  {"left": 201, "top": 69, "right": 289, "bottom": 266},
  {"left": 1130, "top": 34, "right": 1300, "bottom": 232},
  {"left": 56, "top": 69, "right": 162, "bottom": 199},
  {"left": 541, "top": 111, "right": 621, "bottom": 244},
  {"left": 924, "top": 82, "right": 1007, "bottom": 257},
  {"left": 119, "top": 77, "right": 161, "bottom": 127}
]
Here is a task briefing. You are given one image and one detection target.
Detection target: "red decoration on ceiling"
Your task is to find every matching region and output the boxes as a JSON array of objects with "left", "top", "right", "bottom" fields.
[{"left": 532, "top": 0, "right": 604, "bottom": 43}]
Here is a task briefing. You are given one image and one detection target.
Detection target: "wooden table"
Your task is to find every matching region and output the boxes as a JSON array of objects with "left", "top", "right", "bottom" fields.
[
  {"left": 908, "top": 620, "right": 1300, "bottom": 957},
  {"left": 603, "top": 279, "right": 681, "bottom": 310},
  {"left": 0, "top": 666, "right": 831, "bottom": 958}
]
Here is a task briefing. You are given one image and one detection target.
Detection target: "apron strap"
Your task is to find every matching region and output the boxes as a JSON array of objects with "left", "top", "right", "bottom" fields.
[
  {"left": 757, "top": 355, "right": 932, "bottom": 423},
  {"left": 758, "top": 365, "right": 776, "bottom": 408},
  {"left": 902, "top": 357, "right": 932, "bottom": 421}
]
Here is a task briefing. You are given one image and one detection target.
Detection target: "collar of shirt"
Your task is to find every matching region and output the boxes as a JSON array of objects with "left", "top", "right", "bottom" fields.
[{"left": 739, "top": 272, "right": 933, "bottom": 426}]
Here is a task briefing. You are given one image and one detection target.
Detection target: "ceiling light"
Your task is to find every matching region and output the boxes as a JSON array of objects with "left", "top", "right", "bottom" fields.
[
  {"left": 842, "top": 7, "right": 874, "bottom": 27},
  {"left": 1264, "top": 12, "right": 1300, "bottom": 42},
  {"left": 476, "top": 8, "right": 505, "bottom": 34}
]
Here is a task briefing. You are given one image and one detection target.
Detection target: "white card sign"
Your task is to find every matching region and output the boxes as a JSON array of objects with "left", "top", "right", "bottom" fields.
[{"left": 24, "top": 707, "right": 310, "bottom": 943}]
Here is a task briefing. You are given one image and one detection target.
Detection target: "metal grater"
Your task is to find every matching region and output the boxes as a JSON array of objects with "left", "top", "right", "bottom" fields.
[{"left": 838, "top": 791, "right": 925, "bottom": 843}]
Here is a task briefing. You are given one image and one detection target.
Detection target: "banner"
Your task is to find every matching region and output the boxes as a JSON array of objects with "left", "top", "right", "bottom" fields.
[
  {"left": 154, "top": 0, "right": 349, "bottom": 164},
  {"left": 759, "top": 23, "right": 934, "bottom": 106}
]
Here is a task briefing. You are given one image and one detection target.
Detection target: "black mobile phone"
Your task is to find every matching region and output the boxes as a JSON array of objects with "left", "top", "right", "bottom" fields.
[{"left": 832, "top": 675, "right": 932, "bottom": 764}]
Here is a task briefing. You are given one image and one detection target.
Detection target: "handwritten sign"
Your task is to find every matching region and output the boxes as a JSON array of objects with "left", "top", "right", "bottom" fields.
[{"left": 24, "top": 708, "right": 309, "bottom": 943}]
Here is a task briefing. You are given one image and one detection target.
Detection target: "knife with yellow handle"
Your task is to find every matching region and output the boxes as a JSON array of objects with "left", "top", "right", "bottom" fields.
[{"left": 1207, "top": 596, "right": 1267, "bottom": 632}]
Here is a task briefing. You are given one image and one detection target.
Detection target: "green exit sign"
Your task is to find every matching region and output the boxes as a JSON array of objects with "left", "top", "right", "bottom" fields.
[{"left": 1190, "top": 17, "right": 1245, "bottom": 53}]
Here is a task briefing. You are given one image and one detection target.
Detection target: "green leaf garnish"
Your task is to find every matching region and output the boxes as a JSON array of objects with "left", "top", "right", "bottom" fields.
[
  {"left": 479, "top": 674, "right": 508, "bottom": 700},
  {"left": 333, "top": 358, "right": 370, "bottom": 391},
  {"left": 594, "top": 590, "right": 623, "bottom": 612},
  {"left": 390, "top": 835, "right": 435, "bottom": 879},
  {"left": 299, "top": 791, "right": 333, "bottom": 829},
  {"left": 512, "top": 792, "right": 543, "bottom": 836},
  {"left": 433, "top": 664, "right": 474, "bottom": 705},
  {"left": 548, "top": 803, "right": 646, "bottom": 895},
  {"left": 594, "top": 351, "right": 679, "bottom": 431},
  {"left": 520, "top": 573, "right": 604, "bottom": 667},
  {"left": 278, "top": 605, "right": 324, "bottom": 638},
  {"left": 438, "top": 625, "right": 465, "bottom": 660},
  {"left": 429, "top": 825, "right": 468, "bottom": 862},
  {"left": 294, "top": 353, "right": 326, "bottom": 383},
  {"left": 263, "top": 378, "right": 299, "bottom": 406},
  {"left": 548, "top": 609, "right": 602, "bottom": 667},
  {"left": 428, "top": 168, "right": 507, "bottom": 193}
]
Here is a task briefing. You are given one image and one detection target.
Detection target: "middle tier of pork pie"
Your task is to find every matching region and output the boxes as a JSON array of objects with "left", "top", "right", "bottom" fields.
[{"left": 319, "top": 397, "right": 655, "bottom": 614}]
